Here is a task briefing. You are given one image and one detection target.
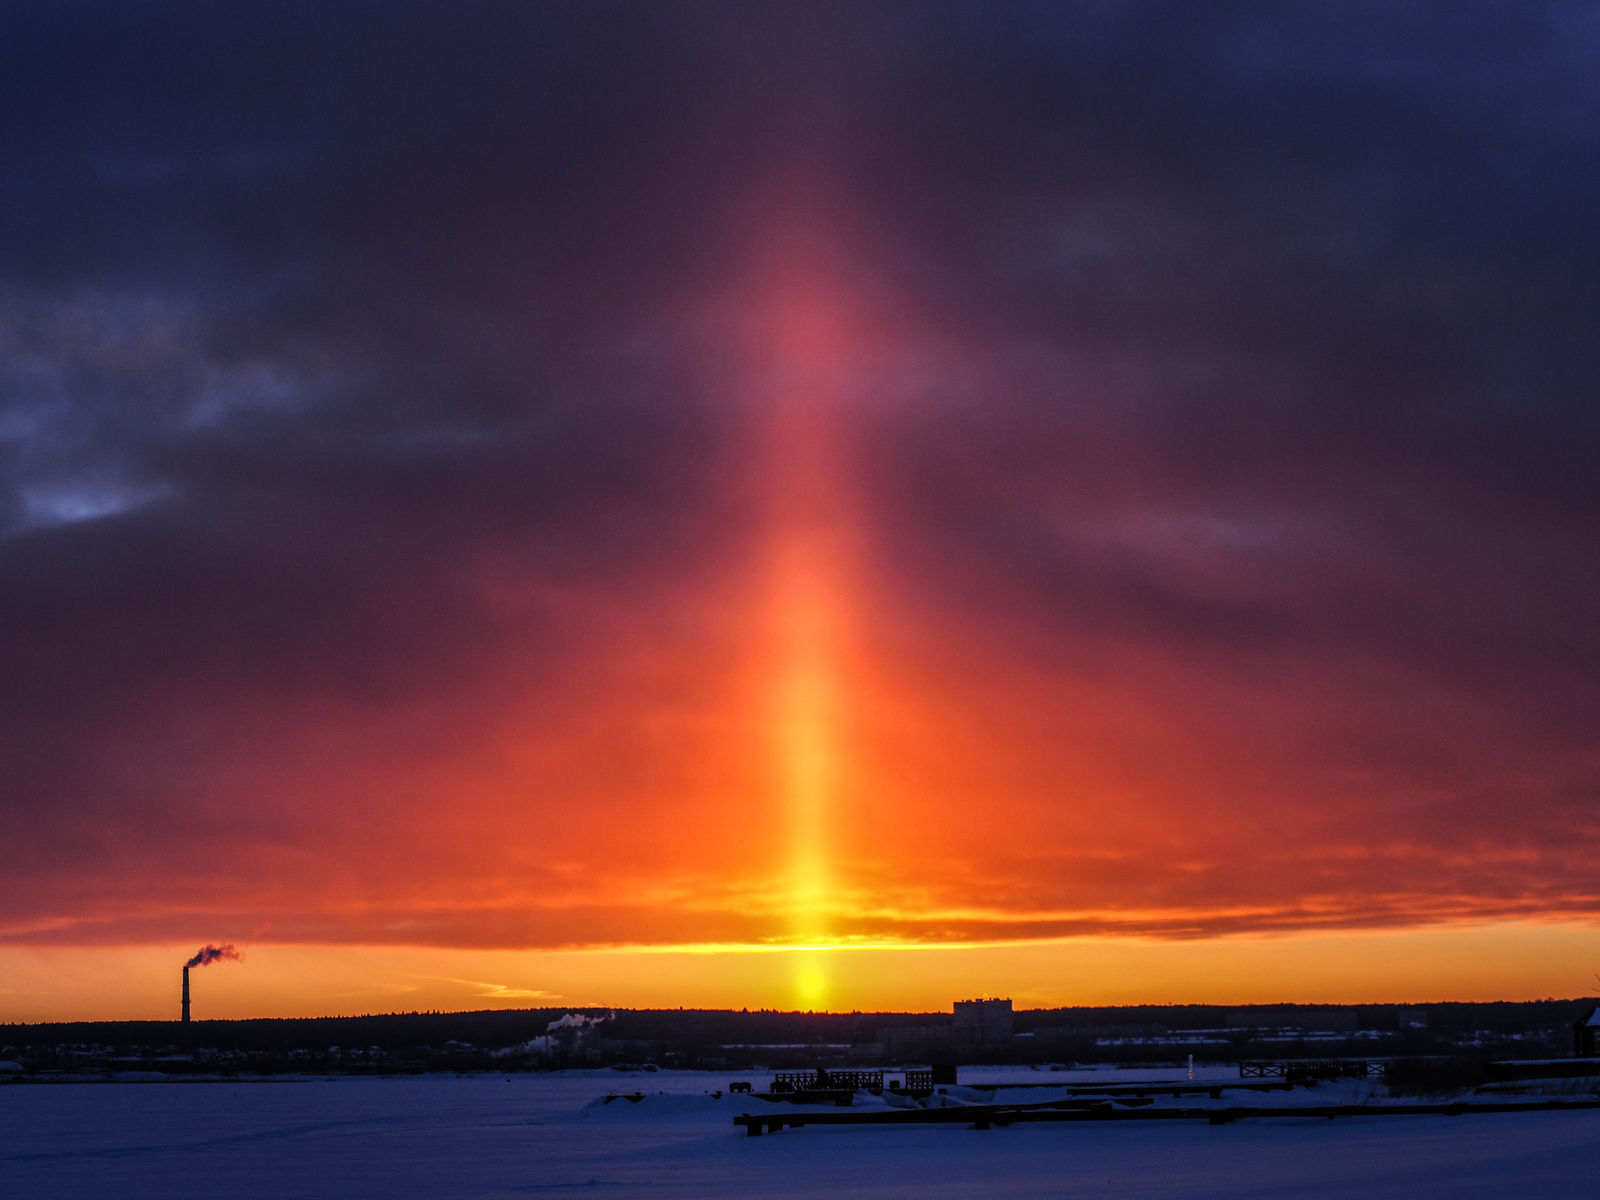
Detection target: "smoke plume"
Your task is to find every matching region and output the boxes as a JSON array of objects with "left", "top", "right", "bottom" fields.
[
  {"left": 545, "top": 1012, "right": 609, "bottom": 1033},
  {"left": 185, "top": 945, "right": 241, "bottom": 969}
]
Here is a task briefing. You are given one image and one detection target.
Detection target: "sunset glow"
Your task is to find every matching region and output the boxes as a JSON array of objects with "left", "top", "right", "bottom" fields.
[{"left": 5, "top": 3, "right": 1600, "bottom": 1021}]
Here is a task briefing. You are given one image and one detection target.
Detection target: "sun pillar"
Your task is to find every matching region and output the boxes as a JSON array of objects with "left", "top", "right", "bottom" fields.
[
  {"left": 760, "top": 276, "right": 858, "bottom": 977},
  {"left": 773, "top": 514, "right": 842, "bottom": 941}
]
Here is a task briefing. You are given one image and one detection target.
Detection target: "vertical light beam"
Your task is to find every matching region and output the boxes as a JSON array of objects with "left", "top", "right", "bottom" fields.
[{"left": 759, "top": 263, "right": 859, "bottom": 960}]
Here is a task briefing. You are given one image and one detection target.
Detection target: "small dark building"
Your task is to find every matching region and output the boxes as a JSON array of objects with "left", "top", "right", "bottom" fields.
[
  {"left": 1574, "top": 1005, "right": 1600, "bottom": 1056},
  {"left": 953, "top": 998, "right": 1014, "bottom": 1046}
]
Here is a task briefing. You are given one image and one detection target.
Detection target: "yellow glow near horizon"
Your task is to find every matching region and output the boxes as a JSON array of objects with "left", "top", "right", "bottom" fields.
[
  {"left": 794, "top": 950, "right": 829, "bottom": 1007},
  {"left": 5, "top": 922, "right": 1599, "bottom": 1022},
  {"left": 774, "top": 543, "right": 841, "bottom": 948}
]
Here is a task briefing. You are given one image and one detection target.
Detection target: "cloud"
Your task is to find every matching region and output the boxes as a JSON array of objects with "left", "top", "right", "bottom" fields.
[
  {"left": 1, "top": 2, "right": 1598, "bottom": 952},
  {"left": 427, "top": 977, "right": 553, "bottom": 1002}
]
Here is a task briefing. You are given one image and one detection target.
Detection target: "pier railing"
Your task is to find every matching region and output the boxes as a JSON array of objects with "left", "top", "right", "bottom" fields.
[
  {"left": 771, "top": 1068, "right": 884, "bottom": 1092},
  {"left": 1239, "top": 1060, "right": 1380, "bottom": 1080}
]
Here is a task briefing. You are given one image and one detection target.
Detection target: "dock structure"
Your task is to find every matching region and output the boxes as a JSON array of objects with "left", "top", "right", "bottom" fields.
[
  {"left": 754, "top": 1066, "right": 947, "bottom": 1102},
  {"left": 963, "top": 1079, "right": 1294, "bottom": 1099},
  {"left": 1239, "top": 1060, "right": 1380, "bottom": 1080},
  {"left": 735, "top": 1096, "right": 1600, "bottom": 1136},
  {"left": 770, "top": 1068, "right": 883, "bottom": 1093},
  {"left": 744, "top": 1072, "right": 1295, "bottom": 1106}
]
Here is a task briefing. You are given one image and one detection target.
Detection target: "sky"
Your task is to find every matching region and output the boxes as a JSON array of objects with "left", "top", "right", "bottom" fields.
[{"left": 4, "top": 1, "right": 1600, "bottom": 1021}]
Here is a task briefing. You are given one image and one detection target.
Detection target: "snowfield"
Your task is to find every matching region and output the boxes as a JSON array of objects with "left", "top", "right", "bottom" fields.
[{"left": 3, "top": 1066, "right": 1598, "bottom": 1198}]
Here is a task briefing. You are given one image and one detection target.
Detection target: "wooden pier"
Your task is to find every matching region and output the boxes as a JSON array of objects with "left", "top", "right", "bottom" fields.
[
  {"left": 1239, "top": 1060, "right": 1381, "bottom": 1080},
  {"left": 735, "top": 1096, "right": 1600, "bottom": 1136}
]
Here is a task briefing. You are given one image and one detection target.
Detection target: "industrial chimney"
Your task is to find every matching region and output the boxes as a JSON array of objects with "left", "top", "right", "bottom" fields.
[{"left": 180, "top": 944, "right": 239, "bottom": 1023}]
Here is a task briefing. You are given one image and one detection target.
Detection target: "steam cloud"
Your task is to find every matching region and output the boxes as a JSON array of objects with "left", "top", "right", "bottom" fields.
[
  {"left": 491, "top": 1012, "right": 614, "bottom": 1060},
  {"left": 545, "top": 1012, "right": 609, "bottom": 1033},
  {"left": 185, "top": 945, "right": 241, "bottom": 969}
]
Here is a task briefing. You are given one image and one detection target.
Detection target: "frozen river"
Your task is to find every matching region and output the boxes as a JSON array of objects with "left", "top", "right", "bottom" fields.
[{"left": 3, "top": 1067, "right": 1597, "bottom": 1198}]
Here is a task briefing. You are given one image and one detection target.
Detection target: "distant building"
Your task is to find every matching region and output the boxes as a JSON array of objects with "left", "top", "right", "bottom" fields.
[
  {"left": 954, "top": 998, "right": 1014, "bottom": 1046},
  {"left": 877, "top": 998, "right": 1016, "bottom": 1058},
  {"left": 1398, "top": 1008, "right": 1429, "bottom": 1031},
  {"left": 1573, "top": 1005, "right": 1600, "bottom": 1056}
]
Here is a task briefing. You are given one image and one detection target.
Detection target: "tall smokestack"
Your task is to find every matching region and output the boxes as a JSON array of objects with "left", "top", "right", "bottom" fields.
[{"left": 180, "top": 944, "right": 239, "bottom": 1023}]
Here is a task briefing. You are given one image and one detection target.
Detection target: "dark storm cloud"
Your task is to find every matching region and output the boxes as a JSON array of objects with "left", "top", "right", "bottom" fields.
[{"left": 3, "top": 1, "right": 1600, "bottom": 945}]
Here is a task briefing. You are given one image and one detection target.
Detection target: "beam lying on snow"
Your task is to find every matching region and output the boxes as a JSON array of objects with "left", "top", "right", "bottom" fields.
[
  {"left": 960, "top": 1081, "right": 1296, "bottom": 1099},
  {"left": 735, "top": 1098, "right": 1600, "bottom": 1135},
  {"left": 748, "top": 1089, "right": 856, "bottom": 1106},
  {"left": 737, "top": 1098, "right": 1125, "bottom": 1134}
]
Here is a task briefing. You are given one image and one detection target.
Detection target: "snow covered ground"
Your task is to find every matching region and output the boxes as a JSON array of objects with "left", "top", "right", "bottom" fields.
[{"left": 3, "top": 1066, "right": 1598, "bottom": 1198}]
